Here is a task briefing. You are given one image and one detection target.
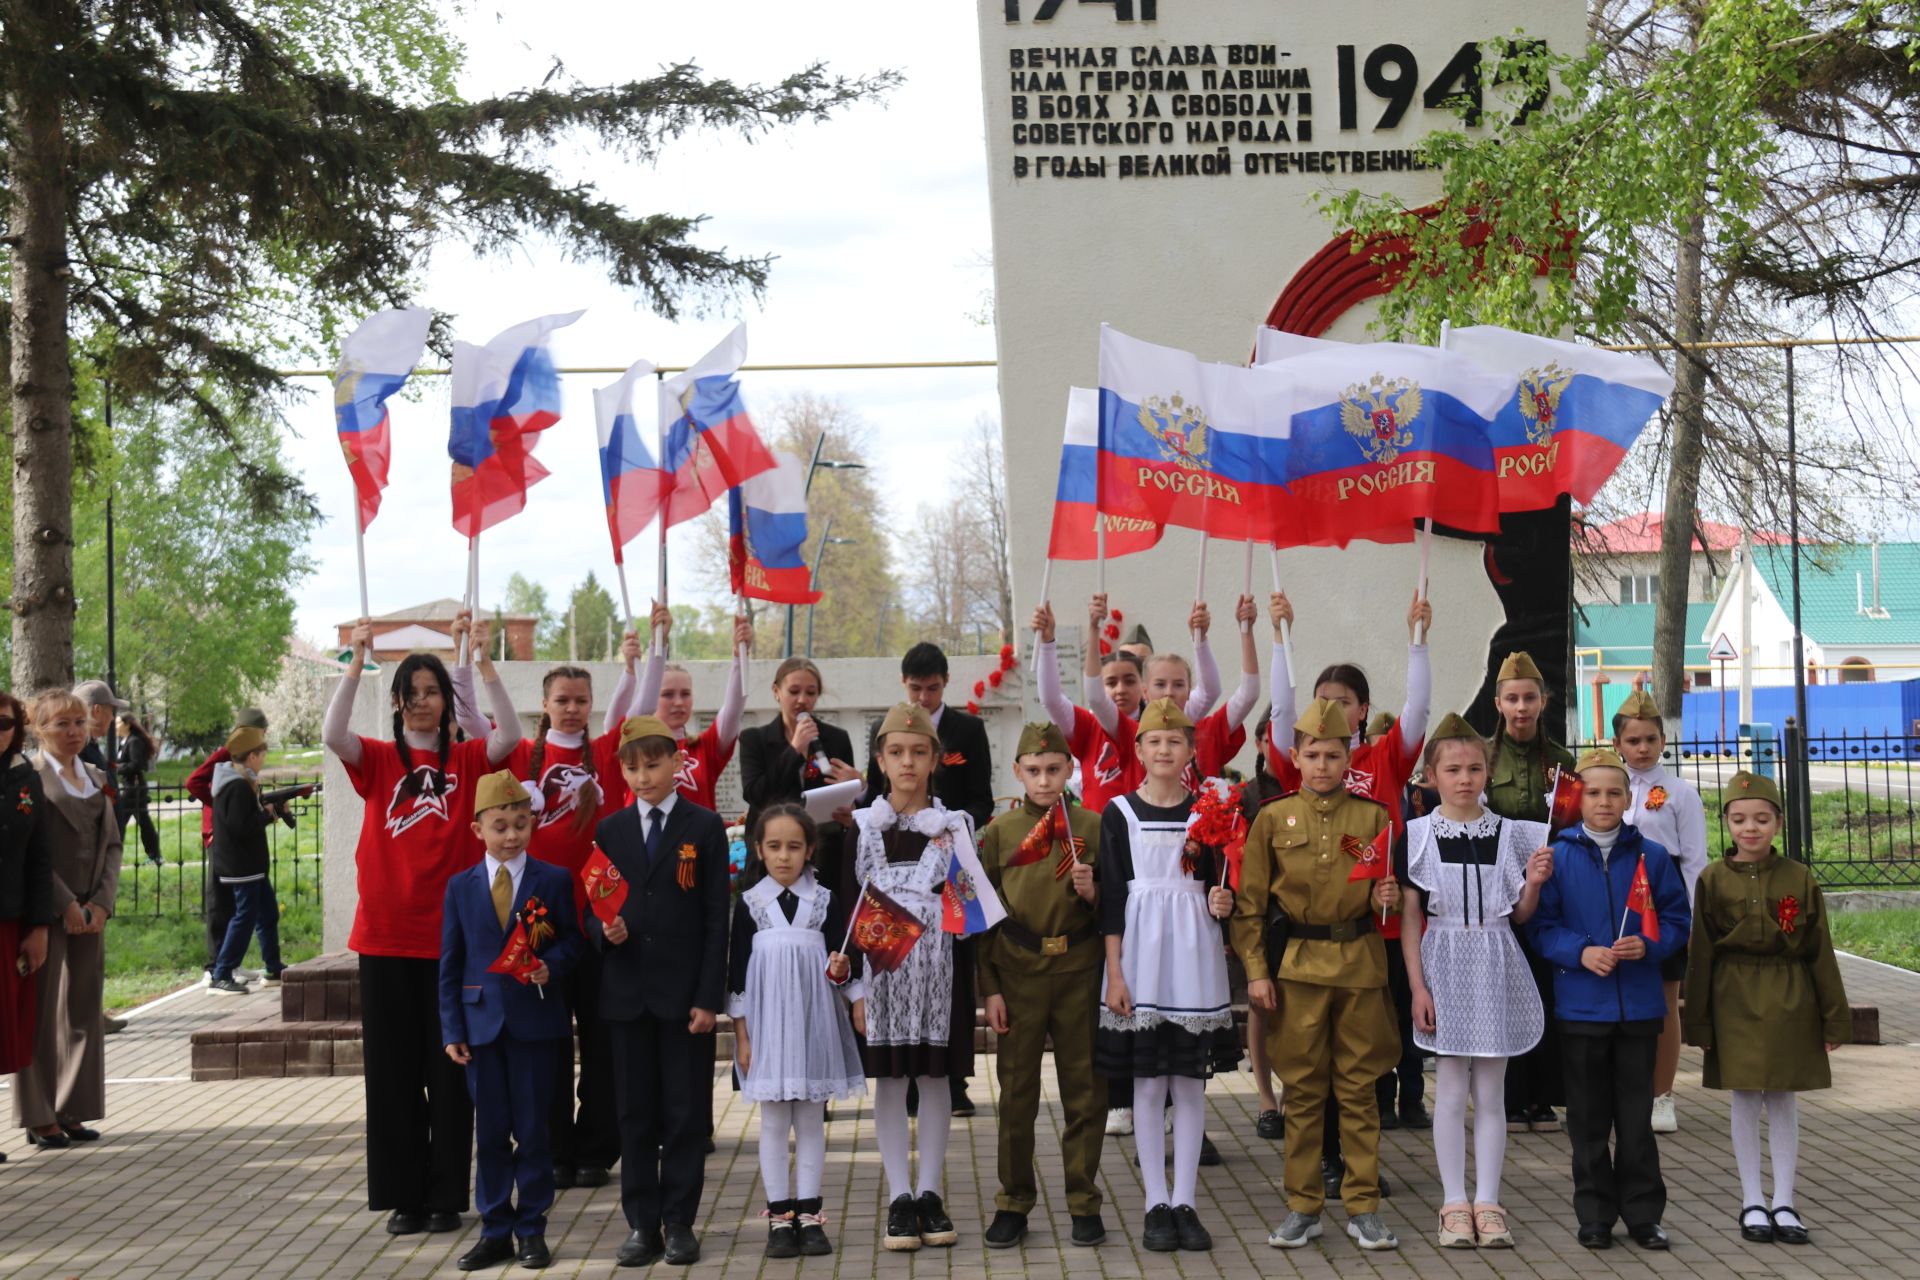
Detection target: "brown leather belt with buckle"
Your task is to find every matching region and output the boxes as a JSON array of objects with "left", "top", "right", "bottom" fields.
[{"left": 1000, "top": 919, "right": 1099, "bottom": 956}]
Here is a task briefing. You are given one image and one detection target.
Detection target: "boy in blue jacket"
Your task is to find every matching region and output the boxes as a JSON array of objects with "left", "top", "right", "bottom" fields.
[
  {"left": 1527, "top": 748, "right": 1690, "bottom": 1253},
  {"left": 441, "top": 771, "right": 583, "bottom": 1271}
]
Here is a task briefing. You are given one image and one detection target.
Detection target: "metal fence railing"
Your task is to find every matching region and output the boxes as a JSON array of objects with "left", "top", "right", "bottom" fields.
[
  {"left": 113, "top": 775, "right": 325, "bottom": 918},
  {"left": 1575, "top": 728, "right": 1919, "bottom": 889}
]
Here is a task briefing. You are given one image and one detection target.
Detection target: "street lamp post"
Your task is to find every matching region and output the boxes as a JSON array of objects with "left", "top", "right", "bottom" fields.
[
  {"left": 785, "top": 431, "right": 866, "bottom": 657},
  {"left": 805, "top": 522, "right": 857, "bottom": 658}
]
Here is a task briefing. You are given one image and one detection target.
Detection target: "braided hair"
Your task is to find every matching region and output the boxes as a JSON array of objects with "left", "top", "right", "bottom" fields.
[
  {"left": 391, "top": 653, "right": 455, "bottom": 798},
  {"left": 530, "top": 665, "right": 599, "bottom": 834}
]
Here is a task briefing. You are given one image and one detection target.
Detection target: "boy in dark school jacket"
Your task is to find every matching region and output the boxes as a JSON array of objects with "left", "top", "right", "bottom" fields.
[
  {"left": 440, "top": 771, "right": 583, "bottom": 1271},
  {"left": 589, "top": 714, "right": 732, "bottom": 1268},
  {"left": 1528, "top": 748, "right": 1691, "bottom": 1253}
]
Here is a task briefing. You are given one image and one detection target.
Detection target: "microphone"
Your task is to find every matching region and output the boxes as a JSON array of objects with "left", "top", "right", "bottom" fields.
[{"left": 797, "top": 711, "right": 832, "bottom": 776}]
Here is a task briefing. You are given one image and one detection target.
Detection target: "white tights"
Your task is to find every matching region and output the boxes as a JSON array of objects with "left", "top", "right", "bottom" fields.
[
  {"left": 1732, "top": 1090, "right": 1801, "bottom": 1228},
  {"left": 872, "top": 1076, "right": 950, "bottom": 1201},
  {"left": 1433, "top": 1056, "right": 1509, "bottom": 1205},
  {"left": 1133, "top": 1075, "right": 1206, "bottom": 1210},
  {"left": 757, "top": 1100, "right": 826, "bottom": 1203}
]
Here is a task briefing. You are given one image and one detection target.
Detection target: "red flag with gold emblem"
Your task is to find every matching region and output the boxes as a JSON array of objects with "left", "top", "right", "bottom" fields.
[
  {"left": 487, "top": 918, "right": 546, "bottom": 984},
  {"left": 847, "top": 883, "right": 924, "bottom": 973},
  {"left": 1343, "top": 826, "right": 1392, "bottom": 883},
  {"left": 579, "top": 846, "right": 630, "bottom": 926}
]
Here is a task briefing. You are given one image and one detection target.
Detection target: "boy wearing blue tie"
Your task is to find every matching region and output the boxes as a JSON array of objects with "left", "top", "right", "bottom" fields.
[
  {"left": 441, "top": 771, "right": 582, "bottom": 1271},
  {"left": 591, "top": 714, "right": 732, "bottom": 1268}
]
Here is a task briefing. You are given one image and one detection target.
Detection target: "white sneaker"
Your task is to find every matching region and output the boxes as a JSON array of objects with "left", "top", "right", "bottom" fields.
[
  {"left": 1651, "top": 1092, "right": 1678, "bottom": 1133},
  {"left": 1105, "top": 1107, "right": 1134, "bottom": 1136},
  {"left": 1347, "top": 1212, "right": 1399, "bottom": 1251}
]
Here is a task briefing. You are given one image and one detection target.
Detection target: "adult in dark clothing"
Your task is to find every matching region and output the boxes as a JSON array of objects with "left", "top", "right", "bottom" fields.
[
  {"left": 862, "top": 642, "right": 997, "bottom": 1116},
  {"left": 115, "top": 715, "right": 163, "bottom": 868},
  {"left": 71, "top": 681, "right": 127, "bottom": 801},
  {"left": 186, "top": 708, "right": 268, "bottom": 979},
  {"left": 0, "top": 691, "right": 57, "bottom": 1158},
  {"left": 739, "top": 657, "right": 858, "bottom": 888},
  {"left": 207, "top": 726, "right": 286, "bottom": 994}
]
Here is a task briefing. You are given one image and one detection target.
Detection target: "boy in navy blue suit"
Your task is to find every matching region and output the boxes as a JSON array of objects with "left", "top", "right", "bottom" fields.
[
  {"left": 589, "top": 714, "right": 731, "bottom": 1268},
  {"left": 1528, "top": 748, "right": 1691, "bottom": 1253},
  {"left": 441, "top": 770, "right": 582, "bottom": 1272}
]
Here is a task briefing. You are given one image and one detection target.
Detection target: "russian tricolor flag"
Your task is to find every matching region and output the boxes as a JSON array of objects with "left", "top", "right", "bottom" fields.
[
  {"left": 657, "top": 324, "right": 778, "bottom": 528},
  {"left": 729, "top": 452, "right": 821, "bottom": 604},
  {"left": 592, "top": 356, "right": 661, "bottom": 563},
  {"left": 448, "top": 311, "right": 584, "bottom": 538},
  {"left": 333, "top": 308, "right": 432, "bottom": 531},
  {"left": 1048, "top": 386, "right": 1164, "bottom": 559},
  {"left": 1255, "top": 328, "right": 1511, "bottom": 545},
  {"left": 940, "top": 832, "right": 1007, "bottom": 937},
  {"left": 1096, "top": 325, "right": 1297, "bottom": 544},
  {"left": 1445, "top": 325, "right": 1672, "bottom": 511}
]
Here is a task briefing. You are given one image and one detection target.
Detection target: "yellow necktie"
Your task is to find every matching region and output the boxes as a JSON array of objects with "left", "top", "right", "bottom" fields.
[{"left": 492, "top": 865, "right": 513, "bottom": 930}]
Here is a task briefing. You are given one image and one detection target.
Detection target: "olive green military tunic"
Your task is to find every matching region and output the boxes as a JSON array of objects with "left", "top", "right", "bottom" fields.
[{"left": 1486, "top": 729, "right": 1576, "bottom": 824}]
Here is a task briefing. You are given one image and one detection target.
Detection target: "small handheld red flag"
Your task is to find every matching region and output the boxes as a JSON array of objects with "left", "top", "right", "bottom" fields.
[
  {"left": 488, "top": 918, "right": 546, "bottom": 985},
  {"left": 1343, "top": 827, "right": 1392, "bottom": 883},
  {"left": 847, "top": 883, "right": 925, "bottom": 974},
  {"left": 1623, "top": 854, "right": 1660, "bottom": 942},
  {"left": 580, "top": 846, "right": 630, "bottom": 926},
  {"left": 1547, "top": 765, "right": 1585, "bottom": 835}
]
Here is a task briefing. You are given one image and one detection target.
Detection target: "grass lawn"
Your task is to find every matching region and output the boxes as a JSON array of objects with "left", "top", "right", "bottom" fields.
[
  {"left": 147, "top": 745, "right": 324, "bottom": 787},
  {"left": 103, "top": 893, "right": 325, "bottom": 1011},
  {"left": 1829, "top": 908, "right": 1920, "bottom": 974}
]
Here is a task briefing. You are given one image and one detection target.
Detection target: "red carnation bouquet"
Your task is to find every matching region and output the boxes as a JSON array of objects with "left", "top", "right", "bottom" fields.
[{"left": 1185, "top": 782, "right": 1247, "bottom": 888}]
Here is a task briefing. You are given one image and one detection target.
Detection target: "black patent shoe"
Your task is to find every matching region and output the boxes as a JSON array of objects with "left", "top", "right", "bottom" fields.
[
  {"left": 1628, "top": 1222, "right": 1669, "bottom": 1251},
  {"left": 1142, "top": 1203, "right": 1179, "bottom": 1252},
  {"left": 1770, "top": 1209, "right": 1810, "bottom": 1246},
  {"left": 59, "top": 1123, "right": 100, "bottom": 1142},
  {"left": 1172, "top": 1204, "right": 1212, "bottom": 1251},
  {"left": 616, "top": 1229, "right": 663, "bottom": 1267},
  {"left": 984, "top": 1210, "right": 1027, "bottom": 1249},
  {"left": 386, "top": 1210, "right": 425, "bottom": 1235},
  {"left": 456, "top": 1236, "right": 516, "bottom": 1270},
  {"left": 1739, "top": 1206, "right": 1774, "bottom": 1243},
  {"left": 427, "top": 1212, "right": 463, "bottom": 1233},
  {"left": 1255, "top": 1109, "right": 1283, "bottom": 1139},
  {"left": 662, "top": 1223, "right": 700, "bottom": 1265},
  {"left": 517, "top": 1235, "right": 552, "bottom": 1269},
  {"left": 1578, "top": 1224, "right": 1613, "bottom": 1249},
  {"left": 1070, "top": 1213, "right": 1106, "bottom": 1246}
]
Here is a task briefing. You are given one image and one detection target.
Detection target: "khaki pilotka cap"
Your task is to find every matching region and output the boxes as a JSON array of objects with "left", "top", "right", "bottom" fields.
[
  {"left": 234, "top": 707, "right": 269, "bottom": 731},
  {"left": 473, "top": 770, "right": 532, "bottom": 815},
  {"left": 1426, "top": 712, "right": 1480, "bottom": 746},
  {"left": 1497, "top": 652, "right": 1545, "bottom": 685},
  {"left": 1120, "top": 623, "right": 1153, "bottom": 649},
  {"left": 1616, "top": 690, "right": 1663, "bottom": 723},
  {"left": 1724, "top": 771, "right": 1783, "bottom": 812},
  {"left": 877, "top": 702, "right": 938, "bottom": 742},
  {"left": 1366, "top": 711, "right": 1397, "bottom": 738},
  {"left": 1138, "top": 697, "right": 1194, "bottom": 734},
  {"left": 1294, "top": 697, "right": 1353, "bottom": 742},
  {"left": 1575, "top": 746, "right": 1628, "bottom": 775},
  {"left": 1015, "top": 721, "right": 1072, "bottom": 759},
  {"left": 618, "top": 715, "right": 675, "bottom": 748},
  {"left": 224, "top": 726, "right": 267, "bottom": 759}
]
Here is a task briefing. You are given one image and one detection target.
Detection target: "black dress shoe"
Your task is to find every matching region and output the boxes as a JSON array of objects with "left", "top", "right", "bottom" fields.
[
  {"left": 551, "top": 1165, "right": 577, "bottom": 1190},
  {"left": 617, "top": 1228, "right": 664, "bottom": 1267},
  {"left": 1198, "top": 1135, "right": 1222, "bottom": 1166},
  {"left": 1378, "top": 1108, "right": 1401, "bottom": 1131},
  {"left": 951, "top": 1086, "right": 977, "bottom": 1118},
  {"left": 24, "top": 1129, "right": 71, "bottom": 1150},
  {"left": 1628, "top": 1223, "right": 1669, "bottom": 1250},
  {"left": 1739, "top": 1206, "right": 1774, "bottom": 1243},
  {"left": 517, "top": 1234, "right": 552, "bottom": 1268},
  {"left": 59, "top": 1123, "right": 100, "bottom": 1142},
  {"left": 1770, "top": 1209, "right": 1810, "bottom": 1245},
  {"left": 1142, "top": 1203, "right": 1179, "bottom": 1252},
  {"left": 1255, "top": 1109, "right": 1283, "bottom": 1139},
  {"left": 386, "top": 1210, "right": 426, "bottom": 1236},
  {"left": 1070, "top": 1213, "right": 1106, "bottom": 1246},
  {"left": 1172, "top": 1204, "right": 1212, "bottom": 1251},
  {"left": 1399, "top": 1101, "right": 1433, "bottom": 1130},
  {"left": 984, "top": 1210, "right": 1027, "bottom": 1249},
  {"left": 1578, "top": 1224, "right": 1613, "bottom": 1249},
  {"left": 575, "top": 1165, "right": 610, "bottom": 1188},
  {"left": 662, "top": 1223, "right": 700, "bottom": 1265},
  {"left": 456, "top": 1236, "right": 516, "bottom": 1270},
  {"left": 428, "top": 1212, "right": 464, "bottom": 1233}
]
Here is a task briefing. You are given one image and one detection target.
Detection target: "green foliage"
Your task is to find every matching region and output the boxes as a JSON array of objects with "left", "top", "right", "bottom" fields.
[
  {"left": 1827, "top": 906, "right": 1920, "bottom": 971},
  {"left": 550, "top": 572, "right": 620, "bottom": 662},
  {"left": 667, "top": 604, "right": 741, "bottom": 661},
  {"left": 500, "top": 571, "right": 554, "bottom": 660}
]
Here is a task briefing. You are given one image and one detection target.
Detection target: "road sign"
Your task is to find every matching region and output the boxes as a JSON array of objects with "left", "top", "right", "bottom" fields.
[{"left": 1710, "top": 633, "right": 1739, "bottom": 662}]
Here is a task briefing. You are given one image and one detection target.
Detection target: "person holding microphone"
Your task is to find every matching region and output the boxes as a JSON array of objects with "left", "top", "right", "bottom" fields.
[{"left": 739, "top": 657, "right": 860, "bottom": 890}]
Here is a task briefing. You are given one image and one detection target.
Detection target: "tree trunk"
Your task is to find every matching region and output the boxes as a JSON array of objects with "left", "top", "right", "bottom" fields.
[
  {"left": 1652, "top": 206, "right": 1708, "bottom": 721},
  {"left": 7, "top": 0, "right": 78, "bottom": 695}
]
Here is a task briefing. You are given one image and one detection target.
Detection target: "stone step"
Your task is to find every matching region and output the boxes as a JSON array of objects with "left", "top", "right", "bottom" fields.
[{"left": 279, "top": 952, "right": 360, "bottom": 1024}]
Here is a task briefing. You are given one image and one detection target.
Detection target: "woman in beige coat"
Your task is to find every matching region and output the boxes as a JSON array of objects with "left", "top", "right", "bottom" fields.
[{"left": 15, "top": 691, "right": 121, "bottom": 1148}]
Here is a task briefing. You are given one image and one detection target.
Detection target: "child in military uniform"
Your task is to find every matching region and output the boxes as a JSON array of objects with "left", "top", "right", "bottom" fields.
[
  {"left": 1683, "top": 772, "right": 1850, "bottom": 1247},
  {"left": 977, "top": 722, "right": 1106, "bottom": 1250},
  {"left": 1611, "top": 688, "right": 1708, "bottom": 1134},
  {"left": 1484, "top": 650, "right": 1575, "bottom": 1134},
  {"left": 1234, "top": 698, "right": 1403, "bottom": 1253}
]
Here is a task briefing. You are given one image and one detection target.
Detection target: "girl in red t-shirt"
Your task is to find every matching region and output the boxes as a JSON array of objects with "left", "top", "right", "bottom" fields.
[
  {"left": 324, "top": 611, "right": 520, "bottom": 1234},
  {"left": 1158, "top": 595, "right": 1262, "bottom": 793},
  {"left": 634, "top": 604, "right": 752, "bottom": 813},
  {"left": 1030, "top": 596, "right": 1145, "bottom": 814}
]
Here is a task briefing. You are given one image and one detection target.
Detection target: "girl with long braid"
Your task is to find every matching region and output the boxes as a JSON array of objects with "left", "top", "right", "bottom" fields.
[
  {"left": 632, "top": 601, "right": 753, "bottom": 811},
  {"left": 325, "top": 611, "right": 520, "bottom": 1237}
]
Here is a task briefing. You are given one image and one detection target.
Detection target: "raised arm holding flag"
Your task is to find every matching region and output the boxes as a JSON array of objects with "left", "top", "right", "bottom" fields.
[{"left": 334, "top": 306, "right": 432, "bottom": 617}]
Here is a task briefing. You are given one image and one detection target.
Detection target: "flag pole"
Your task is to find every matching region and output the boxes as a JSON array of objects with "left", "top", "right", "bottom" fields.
[
  {"left": 1268, "top": 543, "right": 1294, "bottom": 689},
  {"left": 614, "top": 555, "right": 635, "bottom": 638},
  {"left": 459, "top": 534, "right": 478, "bottom": 665},
  {"left": 836, "top": 873, "right": 871, "bottom": 958},
  {"left": 1030, "top": 558, "right": 1053, "bottom": 677},
  {"left": 1193, "top": 533, "right": 1208, "bottom": 645},
  {"left": 653, "top": 392, "right": 668, "bottom": 657},
  {"left": 354, "top": 518, "right": 371, "bottom": 621},
  {"left": 1415, "top": 320, "right": 1452, "bottom": 647},
  {"left": 1240, "top": 539, "right": 1254, "bottom": 634},
  {"left": 1095, "top": 512, "right": 1106, "bottom": 598},
  {"left": 736, "top": 592, "right": 750, "bottom": 696}
]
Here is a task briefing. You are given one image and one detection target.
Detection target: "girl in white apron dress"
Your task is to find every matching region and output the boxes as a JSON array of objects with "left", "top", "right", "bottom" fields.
[
  {"left": 727, "top": 804, "right": 865, "bottom": 1258},
  {"left": 1399, "top": 714, "right": 1553, "bottom": 1250},
  {"left": 1094, "top": 698, "right": 1239, "bottom": 1254}
]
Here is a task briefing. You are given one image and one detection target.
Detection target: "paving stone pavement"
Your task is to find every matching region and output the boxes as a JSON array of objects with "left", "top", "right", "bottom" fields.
[{"left": 1, "top": 953, "right": 1916, "bottom": 1279}]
